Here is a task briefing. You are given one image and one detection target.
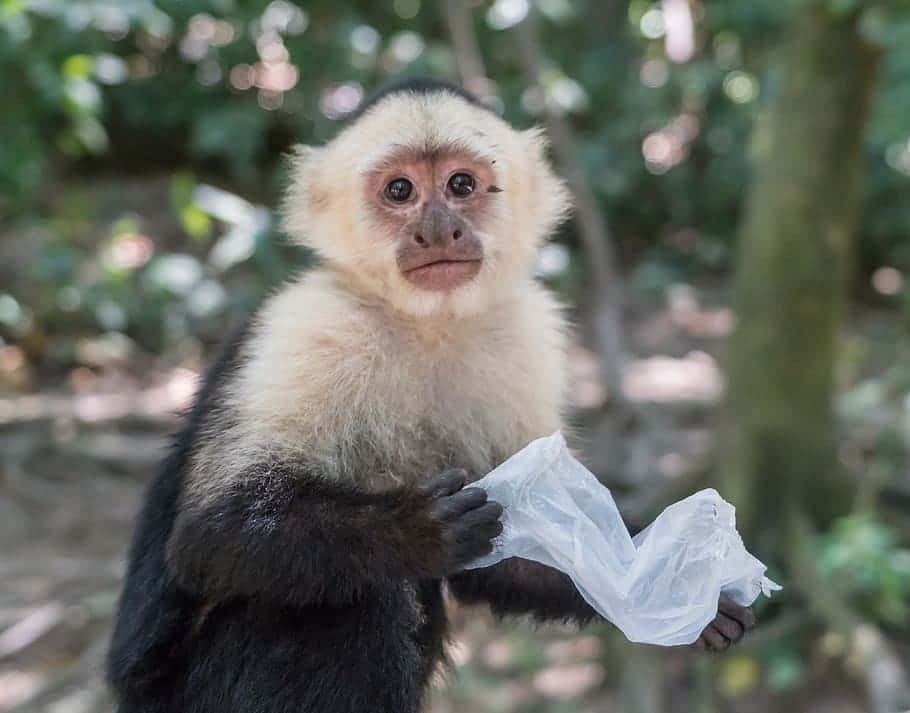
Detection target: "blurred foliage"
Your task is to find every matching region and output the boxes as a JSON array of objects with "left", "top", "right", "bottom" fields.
[
  {"left": 817, "top": 514, "right": 910, "bottom": 628},
  {"left": 1, "top": 0, "right": 909, "bottom": 369}
]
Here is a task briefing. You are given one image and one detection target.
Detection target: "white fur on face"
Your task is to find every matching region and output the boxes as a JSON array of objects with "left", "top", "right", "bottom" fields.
[{"left": 281, "top": 90, "right": 572, "bottom": 319}]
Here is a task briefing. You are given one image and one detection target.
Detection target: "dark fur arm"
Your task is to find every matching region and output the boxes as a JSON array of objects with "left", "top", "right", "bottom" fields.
[
  {"left": 447, "top": 558, "right": 596, "bottom": 625},
  {"left": 166, "top": 465, "right": 452, "bottom": 608},
  {"left": 445, "top": 514, "right": 648, "bottom": 625}
]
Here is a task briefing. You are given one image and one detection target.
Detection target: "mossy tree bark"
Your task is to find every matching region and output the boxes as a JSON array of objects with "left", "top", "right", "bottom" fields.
[{"left": 722, "top": 3, "right": 881, "bottom": 539}]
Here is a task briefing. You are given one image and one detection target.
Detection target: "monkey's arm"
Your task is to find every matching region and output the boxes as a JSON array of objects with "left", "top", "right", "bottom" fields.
[
  {"left": 449, "top": 561, "right": 755, "bottom": 650},
  {"left": 446, "top": 512, "right": 648, "bottom": 624},
  {"left": 449, "top": 542, "right": 755, "bottom": 650},
  {"left": 447, "top": 558, "right": 596, "bottom": 624},
  {"left": 167, "top": 467, "right": 501, "bottom": 608}
]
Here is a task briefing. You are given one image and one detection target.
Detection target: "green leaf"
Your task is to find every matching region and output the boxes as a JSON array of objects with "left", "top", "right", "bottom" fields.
[
  {"left": 181, "top": 204, "right": 213, "bottom": 240},
  {"left": 62, "top": 54, "right": 94, "bottom": 79},
  {"left": 0, "top": 0, "right": 25, "bottom": 19},
  {"left": 170, "top": 172, "right": 197, "bottom": 210}
]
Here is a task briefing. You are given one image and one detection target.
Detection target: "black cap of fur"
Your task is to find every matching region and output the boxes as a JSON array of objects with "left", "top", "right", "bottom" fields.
[{"left": 347, "top": 77, "right": 490, "bottom": 123}]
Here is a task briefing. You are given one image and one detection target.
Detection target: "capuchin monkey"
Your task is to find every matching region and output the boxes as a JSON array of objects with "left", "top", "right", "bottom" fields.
[{"left": 107, "top": 78, "right": 754, "bottom": 713}]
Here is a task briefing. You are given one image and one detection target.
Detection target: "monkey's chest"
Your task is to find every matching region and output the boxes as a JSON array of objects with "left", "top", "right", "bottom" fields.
[{"left": 334, "top": 372, "right": 538, "bottom": 487}]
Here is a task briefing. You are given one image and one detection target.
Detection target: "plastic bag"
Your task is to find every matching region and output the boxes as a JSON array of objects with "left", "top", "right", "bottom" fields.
[{"left": 468, "top": 432, "right": 781, "bottom": 646}]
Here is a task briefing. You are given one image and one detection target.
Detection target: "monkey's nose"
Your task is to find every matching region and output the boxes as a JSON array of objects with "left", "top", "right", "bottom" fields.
[{"left": 413, "top": 230, "right": 463, "bottom": 248}]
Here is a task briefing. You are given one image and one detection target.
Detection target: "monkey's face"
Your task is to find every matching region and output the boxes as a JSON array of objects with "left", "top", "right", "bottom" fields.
[
  {"left": 283, "top": 90, "right": 571, "bottom": 318},
  {"left": 366, "top": 150, "right": 498, "bottom": 294}
]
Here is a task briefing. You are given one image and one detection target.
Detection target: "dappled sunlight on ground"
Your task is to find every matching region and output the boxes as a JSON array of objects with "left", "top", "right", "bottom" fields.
[
  {"left": 0, "top": 367, "right": 199, "bottom": 426},
  {"left": 622, "top": 351, "right": 724, "bottom": 404}
]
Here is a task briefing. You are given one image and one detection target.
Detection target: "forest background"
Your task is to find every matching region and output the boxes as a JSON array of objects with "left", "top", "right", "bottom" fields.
[{"left": 2, "top": 1, "right": 910, "bottom": 711}]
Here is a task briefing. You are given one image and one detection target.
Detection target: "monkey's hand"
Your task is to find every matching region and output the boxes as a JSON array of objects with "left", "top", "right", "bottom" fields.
[
  {"left": 694, "top": 595, "right": 755, "bottom": 652},
  {"left": 418, "top": 469, "right": 503, "bottom": 576},
  {"left": 169, "top": 463, "right": 504, "bottom": 607}
]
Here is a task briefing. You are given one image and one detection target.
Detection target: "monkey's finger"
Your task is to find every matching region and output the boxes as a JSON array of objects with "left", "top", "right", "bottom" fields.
[
  {"left": 711, "top": 613, "right": 745, "bottom": 643},
  {"left": 418, "top": 469, "right": 467, "bottom": 498},
  {"left": 464, "top": 517, "right": 503, "bottom": 542},
  {"left": 432, "top": 487, "right": 487, "bottom": 520},
  {"left": 693, "top": 636, "right": 708, "bottom": 651},
  {"left": 700, "top": 625, "right": 730, "bottom": 652},
  {"left": 449, "top": 503, "right": 502, "bottom": 552},
  {"left": 718, "top": 597, "right": 755, "bottom": 630},
  {"left": 459, "top": 500, "right": 503, "bottom": 527}
]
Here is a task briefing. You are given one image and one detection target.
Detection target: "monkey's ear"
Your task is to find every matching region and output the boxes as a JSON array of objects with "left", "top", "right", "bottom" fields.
[
  {"left": 520, "top": 128, "right": 573, "bottom": 236},
  {"left": 285, "top": 144, "right": 321, "bottom": 189},
  {"left": 282, "top": 144, "right": 326, "bottom": 247}
]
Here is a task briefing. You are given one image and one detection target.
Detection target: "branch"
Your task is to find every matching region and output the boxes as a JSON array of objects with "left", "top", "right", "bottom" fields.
[
  {"left": 440, "top": 2, "right": 628, "bottom": 406},
  {"left": 513, "top": 8, "right": 628, "bottom": 405},
  {"left": 441, "top": 0, "right": 490, "bottom": 96}
]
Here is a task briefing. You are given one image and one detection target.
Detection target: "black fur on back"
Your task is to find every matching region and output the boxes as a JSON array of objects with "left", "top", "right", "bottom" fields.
[
  {"left": 346, "top": 76, "right": 491, "bottom": 123},
  {"left": 106, "top": 322, "right": 251, "bottom": 706}
]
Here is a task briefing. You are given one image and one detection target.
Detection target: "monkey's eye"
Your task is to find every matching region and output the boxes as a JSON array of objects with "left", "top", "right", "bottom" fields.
[
  {"left": 448, "top": 173, "right": 475, "bottom": 197},
  {"left": 384, "top": 178, "right": 413, "bottom": 202}
]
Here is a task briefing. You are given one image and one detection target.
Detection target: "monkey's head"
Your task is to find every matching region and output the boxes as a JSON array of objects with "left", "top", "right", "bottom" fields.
[{"left": 283, "top": 79, "right": 571, "bottom": 318}]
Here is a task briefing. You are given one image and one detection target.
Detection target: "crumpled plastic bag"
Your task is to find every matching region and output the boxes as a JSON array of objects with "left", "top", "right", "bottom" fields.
[{"left": 468, "top": 432, "right": 781, "bottom": 646}]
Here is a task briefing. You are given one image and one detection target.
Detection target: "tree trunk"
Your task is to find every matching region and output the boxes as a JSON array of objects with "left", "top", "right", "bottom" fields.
[{"left": 722, "top": 4, "right": 880, "bottom": 536}]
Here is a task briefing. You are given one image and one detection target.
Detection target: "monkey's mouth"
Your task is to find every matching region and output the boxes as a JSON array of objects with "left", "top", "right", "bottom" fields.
[{"left": 402, "top": 258, "right": 483, "bottom": 291}]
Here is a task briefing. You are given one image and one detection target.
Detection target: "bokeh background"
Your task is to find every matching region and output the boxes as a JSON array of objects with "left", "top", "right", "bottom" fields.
[{"left": 2, "top": 1, "right": 910, "bottom": 711}]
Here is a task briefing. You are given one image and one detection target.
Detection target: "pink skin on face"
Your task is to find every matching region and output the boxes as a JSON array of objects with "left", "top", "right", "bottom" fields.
[{"left": 366, "top": 151, "right": 500, "bottom": 293}]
